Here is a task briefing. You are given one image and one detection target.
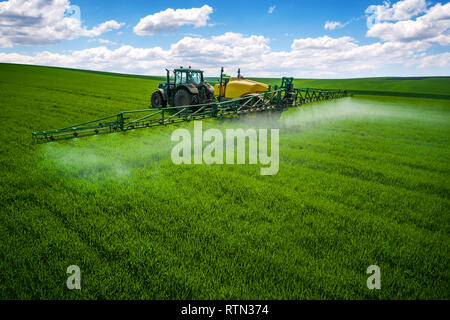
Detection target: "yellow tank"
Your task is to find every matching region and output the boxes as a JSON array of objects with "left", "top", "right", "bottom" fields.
[{"left": 214, "top": 78, "right": 269, "bottom": 100}]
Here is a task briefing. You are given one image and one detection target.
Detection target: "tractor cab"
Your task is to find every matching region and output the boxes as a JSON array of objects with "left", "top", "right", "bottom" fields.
[
  {"left": 174, "top": 68, "right": 204, "bottom": 86},
  {"left": 151, "top": 67, "right": 215, "bottom": 108}
]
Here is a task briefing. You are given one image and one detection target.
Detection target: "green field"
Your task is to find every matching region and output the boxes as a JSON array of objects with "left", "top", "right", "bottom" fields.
[
  {"left": 0, "top": 63, "right": 449, "bottom": 299},
  {"left": 251, "top": 76, "right": 450, "bottom": 100}
]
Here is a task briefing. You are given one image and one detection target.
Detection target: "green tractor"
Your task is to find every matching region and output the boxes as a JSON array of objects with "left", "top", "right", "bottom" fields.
[{"left": 151, "top": 67, "right": 216, "bottom": 108}]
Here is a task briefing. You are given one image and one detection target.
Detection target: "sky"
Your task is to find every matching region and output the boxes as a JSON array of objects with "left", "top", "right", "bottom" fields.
[{"left": 0, "top": 0, "right": 449, "bottom": 78}]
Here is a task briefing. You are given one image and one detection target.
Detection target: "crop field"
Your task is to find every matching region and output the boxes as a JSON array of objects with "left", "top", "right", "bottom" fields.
[{"left": 0, "top": 63, "right": 449, "bottom": 299}]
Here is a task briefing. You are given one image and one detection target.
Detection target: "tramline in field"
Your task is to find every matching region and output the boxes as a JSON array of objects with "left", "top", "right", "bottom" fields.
[{"left": 32, "top": 68, "right": 349, "bottom": 143}]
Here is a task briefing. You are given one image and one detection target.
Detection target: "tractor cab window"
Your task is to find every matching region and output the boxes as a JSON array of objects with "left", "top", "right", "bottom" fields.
[
  {"left": 175, "top": 70, "right": 203, "bottom": 85},
  {"left": 175, "top": 71, "right": 187, "bottom": 85},
  {"left": 188, "top": 72, "right": 202, "bottom": 85}
]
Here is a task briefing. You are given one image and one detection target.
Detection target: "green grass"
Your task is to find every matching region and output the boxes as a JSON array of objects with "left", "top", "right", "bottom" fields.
[
  {"left": 0, "top": 63, "right": 449, "bottom": 299},
  {"left": 251, "top": 76, "right": 450, "bottom": 99}
]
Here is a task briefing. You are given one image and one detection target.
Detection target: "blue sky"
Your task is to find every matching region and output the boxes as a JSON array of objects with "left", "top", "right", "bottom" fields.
[{"left": 0, "top": 0, "right": 449, "bottom": 77}]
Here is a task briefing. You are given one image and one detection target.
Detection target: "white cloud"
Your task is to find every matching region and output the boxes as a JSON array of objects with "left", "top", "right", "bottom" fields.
[
  {"left": 325, "top": 16, "right": 362, "bottom": 30},
  {"left": 98, "top": 39, "right": 115, "bottom": 45},
  {"left": 133, "top": 5, "right": 213, "bottom": 36},
  {"left": 183, "top": 33, "right": 202, "bottom": 37},
  {"left": 366, "top": 2, "right": 450, "bottom": 43},
  {"left": 279, "top": 36, "right": 432, "bottom": 76},
  {"left": 324, "top": 21, "right": 343, "bottom": 30},
  {"left": 427, "top": 33, "right": 450, "bottom": 46},
  {"left": 0, "top": 32, "right": 447, "bottom": 78},
  {"left": 291, "top": 36, "right": 358, "bottom": 50},
  {"left": 268, "top": 6, "right": 276, "bottom": 14},
  {"left": 419, "top": 52, "right": 450, "bottom": 68},
  {"left": 81, "top": 20, "right": 124, "bottom": 37},
  {"left": 0, "top": 0, "right": 123, "bottom": 48},
  {"left": 212, "top": 32, "right": 270, "bottom": 48},
  {"left": 366, "top": 0, "right": 427, "bottom": 24},
  {"left": 88, "top": 38, "right": 118, "bottom": 46}
]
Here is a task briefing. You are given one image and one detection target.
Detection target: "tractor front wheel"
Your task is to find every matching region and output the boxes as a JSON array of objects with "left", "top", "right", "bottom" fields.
[
  {"left": 151, "top": 91, "right": 166, "bottom": 108},
  {"left": 174, "top": 89, "right": 193, "bottom": 107}
]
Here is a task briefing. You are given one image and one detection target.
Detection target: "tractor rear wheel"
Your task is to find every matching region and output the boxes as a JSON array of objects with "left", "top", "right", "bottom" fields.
[
  {"left": 151, "top": 91, "right": 166, "bottom": 108},
  {"left": 174, "top": 89, "right": 193, "bottom": 107}
]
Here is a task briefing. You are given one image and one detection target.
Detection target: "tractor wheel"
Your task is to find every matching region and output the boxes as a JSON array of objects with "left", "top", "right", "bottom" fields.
[
  {"left": 174, "top": 89, "right": 193, "bottom": 107},
  {"left": 151, "top": 91, "right": 166, "bottom": 108}
]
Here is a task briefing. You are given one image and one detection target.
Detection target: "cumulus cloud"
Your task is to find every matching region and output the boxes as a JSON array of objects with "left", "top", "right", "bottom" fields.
[
  {"left": 324, "top": 21, "right": 343, "bottom": 30},
  {"left": 133, "top": 5, "right": 213, "bottom": 36},
  {"left": 81, "top": 20, "right": 124, "bottom": 37},
  {"left": 419, "top": 52, "right": 450, "bottom": 68},
  {"left": 212, "top": 32, "right": 270, "bottom": 49},
  {"left": 366, "top": 0, "right": 427, "bottom": 24},
  {"left": 0, "top": 0, "right": 124, "bottom": 48},
  {"left": 291, "top": 36, "right": 358, "bottom": 50},
  {"left": 169, "top": 33, "right": 270, "bottom": 67},
  {"left": 0, "top": 32, "right": 447, "bottom": 78},
  {"left": 268, "top": 6, "right": 276, "bottom": 14},
  {"left": 277, "top": 36, "right": 433, "bottom": 76},
  {"left": 366, "top": 0, "right": 450, "bottom": 44}
]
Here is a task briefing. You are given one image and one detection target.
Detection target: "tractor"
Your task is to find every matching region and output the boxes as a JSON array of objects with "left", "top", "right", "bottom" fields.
[{"left": 151, "top": 67, "right": 216, "bottom": 108}]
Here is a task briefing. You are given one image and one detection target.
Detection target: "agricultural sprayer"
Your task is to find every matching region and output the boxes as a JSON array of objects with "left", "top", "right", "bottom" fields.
[{"left": 32, "top": 67, "right": 349, "bottom": 143}]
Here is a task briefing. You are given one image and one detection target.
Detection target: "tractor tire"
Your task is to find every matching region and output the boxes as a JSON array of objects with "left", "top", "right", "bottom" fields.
[
  {"left": 198, "top": 85, "right": 216, "bottom": 104},
  {"left": 151, "top": 91, "right": 166, "bottom": 108},
  {"left": 174, "top": 89, "right": 193, "bottom": 107}
]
